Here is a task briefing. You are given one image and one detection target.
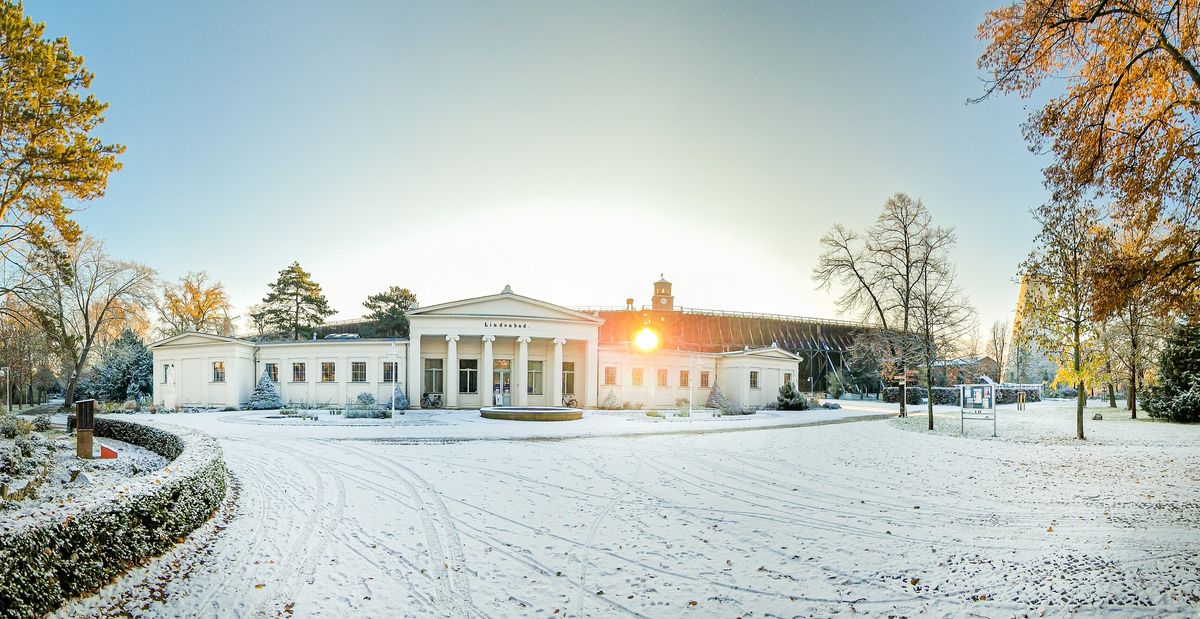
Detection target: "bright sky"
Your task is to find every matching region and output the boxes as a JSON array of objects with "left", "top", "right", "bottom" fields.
[{"left": 27, "top": 0, "right": 1047, "bottom": 332}]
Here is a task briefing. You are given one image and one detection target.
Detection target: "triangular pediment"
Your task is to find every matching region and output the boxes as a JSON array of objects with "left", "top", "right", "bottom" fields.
[
  {"left": 148, "top": 332, "right": 251, "bottom": 349},
  {"left": 721, "top": 346, "right": 803, "bottom": 361},
  {"left": 409, "top": 291, "right": 603, "bottom": 324}
]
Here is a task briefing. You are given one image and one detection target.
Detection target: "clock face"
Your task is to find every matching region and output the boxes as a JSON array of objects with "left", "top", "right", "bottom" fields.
[{"left": 659, "top": 297, "right": 667, "bottom": 304}]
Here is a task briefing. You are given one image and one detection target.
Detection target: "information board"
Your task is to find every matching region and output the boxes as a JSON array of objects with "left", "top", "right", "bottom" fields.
[{"left": 959, "top": 384, "right": 997, "bottom": 436}]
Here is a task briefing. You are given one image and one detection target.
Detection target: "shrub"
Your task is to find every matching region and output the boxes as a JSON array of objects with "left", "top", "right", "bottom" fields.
[
  {"left": 344, "top": 408, "right": 388, "bottom": 419},
  {"left": 122, "top": 399, "right": 139, "bottom": 411},
  {"left": 32, "top": 415, "right": 52, "bottom": 432},
  {"left": 882, "top": 386, "right": 925, "bottom": 404},
  {"left": 355, "top": 392, "right": 376, "bottom": 407},
  {"left": 1054, "top": 386, "right": 1079, "bottom": 398},
  {"left": 598, "top": 391, "right": 622, "bottom": 410},
  {"left": 777, "top": 381, "right": 808, "bottom": 411},
  {"left": 387, "top": 385, "right": 409, "bottom": 410},
  {"left": 0, "top": 416, "right": 18, "bottom": 439},
  {"left": 824, "top": 371, "right": 846, "bottom": 399},
  {"left": 930, "top": 387, "right": 960, "bottom": 406},
  {"left": 4, "top": 417, "right": 226, "bottom": 617},
  {"left": 996, "top": 387, "right": 1040, "bottom": 404},
  {"left": 706, "top": 385, "right": 730, "bottom": 410},
  {"left": 247, "top": 370, "right": 284, "bottom": 410}
]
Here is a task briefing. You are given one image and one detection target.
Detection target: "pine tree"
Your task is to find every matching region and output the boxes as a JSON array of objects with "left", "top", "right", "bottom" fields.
[
  {"left": 247, "top": 369, "right": 284, "bottom": 410},
  {"left": 1144, "top": 323, "right": 1200, "bottom": 423},
  {"left": 777, "top": 381, "right": 807, "bottom": 411},
  {"left": 252, "top": 262, "right": 335, "bottom": 340},
  {"left": 363, "top": 286, "right": 418, "bottom": 337},
  {"left": 81, "top": 328, "right": 153, "bottom": 402},
  {"left": 387, "top": 384, "right": 409, "bottom": 411}
]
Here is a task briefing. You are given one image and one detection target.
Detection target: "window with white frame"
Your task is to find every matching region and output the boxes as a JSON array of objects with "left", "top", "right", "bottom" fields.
[
  {"left": 383, "top": 361, "right": 397, "bottom": 383},
  {"left": 784, "top": 372, "right": 792, "bottom": 386},
  {"left": 603, "top": 366, "right": 617, "bottom": 386},
  {"left": 700, "top": 371, "right": 710, "bottom": 388},
  {"left": 424, "top": 359, "right": 444, "bottom": 394},
  {"left": 750, "top": 370, "right": 760, "bottom": 389},
  {"left": 656, "top": 368, "right": 668, "bottom": 387},
  {"left": 679, "top": 370, "right": 689, "bottom": 388},
  {"left": 562, "top": 361, "right": 575, "bottom": 394},
  {"left": 265, "top": 363, "right": 278, "bottom": 382},
  {"left": 212, "top": 361, "right": 225, "bottom": 383},
  {"left": 459, "top": 359, "right": 478, "bottom": 394},
  {"left": 162, "top": 363, "right": 173, "bottom": 384},
  {"left": 292, "top": 362, "right": 306, "bottom": 382},
  {"left": 351, "top": 362, "right": 367, "bottom": 383},
  {"left": 527, "top": 360, "right": 543, "bottom": 395},
  {"left": 321, "top": 362, "right": 336, "bottom": 382},
  {"left": 632, "top": 367, "right": 644, "bottom": 386}
]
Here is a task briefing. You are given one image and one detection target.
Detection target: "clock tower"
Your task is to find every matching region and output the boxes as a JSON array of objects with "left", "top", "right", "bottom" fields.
[{"left": 651, "top": 275, "right": 674, "bottom": 311}]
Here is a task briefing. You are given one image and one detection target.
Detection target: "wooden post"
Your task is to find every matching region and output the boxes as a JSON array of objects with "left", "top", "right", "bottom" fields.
[{"left": 76, "top": 399, "right": 95, "bottom": 459}]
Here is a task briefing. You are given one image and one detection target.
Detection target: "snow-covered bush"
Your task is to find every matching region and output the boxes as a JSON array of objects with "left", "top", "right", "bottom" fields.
[
  {"left": 996, "top": 387, "right": 1040, "bottom": 404},
  {"left": 1145, "top": 323, "right": 1200, "bottom": 423},
  {"left": 930, "top": 387, "right": 960, "bottom": 405},
  {"left": 706, "top": 384, "right": 730, "bottom": 409},
  {"left": 356, "top": 392, "right": 377, "bottom": 407},
  {"left": 386, "top": 385, "right": 409, "bottom": 410},
  {"left": 247, "top": 370, "right": 284, "bottom": 410},
  {"left": 3, "top": 416, "right": 227, "bottom": 617},
  {"left": 598, "top": 391, "right": 622, "bottom": 410},
  {"left": 776, "top": 382, "right": 808, "bottom": 410},
  {"left": 32, "top": 415, "right": 51, "bottom": 432}
]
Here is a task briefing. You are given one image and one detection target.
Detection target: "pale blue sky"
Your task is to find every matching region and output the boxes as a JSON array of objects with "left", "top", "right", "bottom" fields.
[{"left": 27, "top": 0, "right": 1047, "bottom": 332}]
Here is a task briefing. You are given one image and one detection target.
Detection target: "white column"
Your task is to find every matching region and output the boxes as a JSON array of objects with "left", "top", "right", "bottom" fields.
[
  {"left": 584, "top": 337, "right": 599, "bottom": 408},
  {"left": 445, "top": 335, "right": 459, "bottom": 408},
  {"left": 552, "top": 337, "right": 565, "bottom": 406},
  {"left": 407, "top": 332, "right": 422, "bottom": 408},
  {"left": 481, "top": 336, "right": 495, "bottom": 407},
  {"left": 516, "top": 336, "right": 531, "bottom": 407}
]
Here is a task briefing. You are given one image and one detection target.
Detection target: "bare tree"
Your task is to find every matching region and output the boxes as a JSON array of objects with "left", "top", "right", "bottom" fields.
[
  {"left": 20, "top": 235, "right": 156, "bottom": 407},
  {"left": 913, "top": 227, "right": 978, "bottom": 429},
  {"left": 815, "top": 193, "right": 944, "bottom": 417},
  {"left": 986, "top": 319, "right": 1010, "bottom": 383}
]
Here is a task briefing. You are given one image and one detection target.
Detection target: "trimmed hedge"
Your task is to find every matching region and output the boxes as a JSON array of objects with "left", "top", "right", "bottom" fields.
[
  {"left": 0, "top": 417, "right": 226, "bottom": 618},
  {"left": 884, "top": 386, "right": 1042, "bottom": 406},
  {"left": 882, "top": 386, "right": 925, "bottom": 404}
]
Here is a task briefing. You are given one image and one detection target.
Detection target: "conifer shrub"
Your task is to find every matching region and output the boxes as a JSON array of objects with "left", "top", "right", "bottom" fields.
[
  {"left": 776, "top": 381, "right": 808, "bottom": 410},
  {"left": 247, "top": 369, "right": 284, "bottom": 410},
  {"left": 1145, "top": 322, "right": 1200, "bottom": 423}
]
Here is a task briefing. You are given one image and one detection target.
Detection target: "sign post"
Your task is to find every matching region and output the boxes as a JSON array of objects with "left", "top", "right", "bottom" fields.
[
  {"left": 75, "top": 399, "right": 96, "bottom": 459},
  {"left": 959, "top": 384, "right": 996, "bottom": 437}
]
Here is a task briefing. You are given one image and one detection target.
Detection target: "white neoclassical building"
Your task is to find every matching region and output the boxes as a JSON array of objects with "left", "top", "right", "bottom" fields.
[{"left": 149, "top": 283, "right": 807, "bottom": 411}]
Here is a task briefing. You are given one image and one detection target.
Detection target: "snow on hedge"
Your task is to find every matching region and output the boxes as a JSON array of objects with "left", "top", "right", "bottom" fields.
[{"left": 0, "top": 417, "right": 226, "bottom": 618}]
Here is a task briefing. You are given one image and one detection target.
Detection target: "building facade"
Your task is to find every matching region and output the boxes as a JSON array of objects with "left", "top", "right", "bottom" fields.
[{"left": 150, "top": 280, "right": 826, "bottom": 410}]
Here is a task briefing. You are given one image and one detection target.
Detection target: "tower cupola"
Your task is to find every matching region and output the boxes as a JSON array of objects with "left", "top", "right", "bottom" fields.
[{"left": 651, "top": 274, "right": 674, "bottom": 311}]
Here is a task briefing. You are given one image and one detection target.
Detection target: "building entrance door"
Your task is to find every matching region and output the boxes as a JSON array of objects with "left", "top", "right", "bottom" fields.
[{"left": 493, "top": 359, "right": 512, "bottom": 406}]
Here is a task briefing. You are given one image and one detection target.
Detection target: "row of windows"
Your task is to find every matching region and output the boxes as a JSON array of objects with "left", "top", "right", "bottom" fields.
[
  {"left": 188, "top": 361, "right": 403, "bottom": 385},
  {"left": 422, "top": 359, "right": 576, "bottom": 395},
  {"left": 603, "top": 367, "right": 711, "bottom": 388}
]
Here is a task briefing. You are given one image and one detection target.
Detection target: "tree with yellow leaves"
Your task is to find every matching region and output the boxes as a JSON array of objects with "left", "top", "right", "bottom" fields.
[
  {"left": 155, "top": 271, "right": 236, "bottom": 337},
  {"left": 0, "top": 2, "right": 123, "bottom": 275},
  {"left": 976, "top": 0, "right": 1200, "bottom": 318}
]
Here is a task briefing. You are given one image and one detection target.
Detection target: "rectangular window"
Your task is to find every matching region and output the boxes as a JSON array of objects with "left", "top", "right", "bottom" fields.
[
  {"left": 528, "top": 360, "right": 544, "bottom": 395},
  {"left": 562, "top": 361, "right": 575, "bottom": 395},
  {"left": 657, "top": 368, "right": 668, "bottom": 387},
  {"left": 784, "top": 372, "right": 792, "bottom": 386},
  {"left": 700, "top": 371, "right": 710, "bottom": 388},
  {"left": 292, "top": 362, "right": 306, "bottom": 382},
  {"left": 603, "top": 366, "right": 617, "bottom": 386},
  {"left": 351, "top": 361, "right": 367, "bottom": 383},
  {"left": 212, "top": 361, "right": 225, "bottom": 383},
  {"left": 750, "top": 370, "right": 760, "bottom": 389},
  {"left": 424, "top": 358, "right": 444, "bottom": 394},
  {"left": 459, "top": 359, "right": 478, "bottom": 394},
  {"left": 321, "top": 362, "right": 336, "bottom": 383},
  {"left": 162, "top": 364, "right": 173, "bottom": 384},
  {"left": 679, "top": 370, "right": 689, "bottom": 388},
  {"left": 383, "top": 361, "right": 397, "bottom": 383},
  {"left": 632, "top": 367, "right": 644, "bottom": 386},
  {"left": 265, "top": 363, "right": 278, "bottom": 382}
]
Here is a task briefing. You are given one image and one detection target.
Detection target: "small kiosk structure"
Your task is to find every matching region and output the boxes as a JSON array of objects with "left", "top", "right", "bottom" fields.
[{"left": 959, "top": 383, "right": 997, "bottom": 437}]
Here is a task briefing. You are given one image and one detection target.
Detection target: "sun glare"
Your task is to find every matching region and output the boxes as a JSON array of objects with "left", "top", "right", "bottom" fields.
[{"left": 634, "top": 327, "right": 659, "bottom": 351}]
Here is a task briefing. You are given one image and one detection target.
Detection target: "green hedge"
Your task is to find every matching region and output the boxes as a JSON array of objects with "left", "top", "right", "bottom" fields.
[{"left": 0, "top": 417, "right": 226, "bottom": 618}]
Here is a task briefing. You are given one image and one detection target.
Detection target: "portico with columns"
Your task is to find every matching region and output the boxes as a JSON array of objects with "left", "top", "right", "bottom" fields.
[{"left": 405, "top": 286, "right": 603, "bottom": 409}]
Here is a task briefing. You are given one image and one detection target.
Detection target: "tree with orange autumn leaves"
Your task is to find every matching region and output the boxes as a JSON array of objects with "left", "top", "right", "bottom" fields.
[
  {"left": 976, "top": 0, "right": 1200, "bottom": 319},
  {"left": 155, "top": 271, "right": 236, "bottom": 337}
]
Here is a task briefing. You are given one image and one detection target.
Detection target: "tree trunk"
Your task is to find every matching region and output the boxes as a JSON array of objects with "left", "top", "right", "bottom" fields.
[
  {"left": 1074, "top": 328, "right": 1085, "bottom": 440},
  {"left": 926, "top": 366, "right": 934, "bottom": 430},
  {"left": 1107, "top": 383, "right": 1116, "bottom": 408},
  {"left": 1129, "top": 367, "right": 1138, "bottom": 419}
]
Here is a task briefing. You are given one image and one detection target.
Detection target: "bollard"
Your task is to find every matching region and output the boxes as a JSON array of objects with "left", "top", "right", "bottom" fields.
[{"left": 76, "top": 399, "right": 96, "bottom": 459}]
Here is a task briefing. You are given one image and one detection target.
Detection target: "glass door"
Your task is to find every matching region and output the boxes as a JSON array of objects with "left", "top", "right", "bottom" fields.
[{"left": 493, "top": 359, "right": 512, "bottom": 406}]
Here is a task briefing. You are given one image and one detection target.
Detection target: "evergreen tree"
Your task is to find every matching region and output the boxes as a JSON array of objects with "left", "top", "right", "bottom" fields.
[
  {"left": 363, "top": 286, "right": 418, "bottom": 337},
  {"left": 82, "top": 328, "right": 153, "bottom": 402},
  {"left": 1144, "top": 323, "right": 1200, "bottom": 423},
  {"left": 247, "top": 369, "right": 284, "bottom": 410},
  {"left": 252, "top": 262, "right": 335, "bottom": 340},
  {"left": 387, "top": 384, "right": 409, "bottom": 410},
  {"left": 777, "top": 381, "right": 807, "bottom": 411}
]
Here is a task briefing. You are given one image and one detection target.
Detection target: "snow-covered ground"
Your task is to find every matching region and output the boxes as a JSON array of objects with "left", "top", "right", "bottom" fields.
[{"left": 57, "top": 402, "right": 1200, "bottom": 618}]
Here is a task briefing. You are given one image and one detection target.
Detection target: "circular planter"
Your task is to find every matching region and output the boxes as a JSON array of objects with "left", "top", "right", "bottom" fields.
[{"left": 479, "top": 406, "right": 583, "bottom": 421}]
